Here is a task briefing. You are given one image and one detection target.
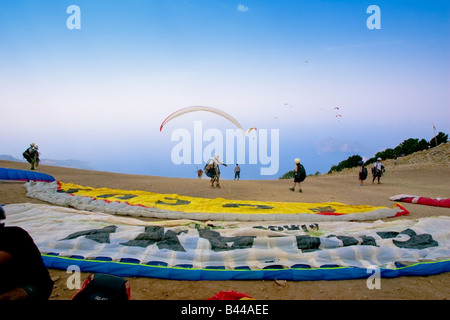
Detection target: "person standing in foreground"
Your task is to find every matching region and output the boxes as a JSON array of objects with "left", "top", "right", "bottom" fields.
[
  {"left": 290, "top": 158, "right": 306, "bottom": 193},
  {"left": 372, "top": 157, "right": 385, "bottom": 184},
  {"left": 0, "top": 206, "right": 54, "bottom": 300}
]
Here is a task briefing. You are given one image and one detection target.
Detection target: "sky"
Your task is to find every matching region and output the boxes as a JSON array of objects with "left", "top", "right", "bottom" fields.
[{"left": 0, "top": 0, "right": 449, "bottom": 180}]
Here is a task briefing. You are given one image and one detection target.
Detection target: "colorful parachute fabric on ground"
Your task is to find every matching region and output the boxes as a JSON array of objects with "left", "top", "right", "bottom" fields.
[
  {"left": 390, "top": 194, "right": 450, "bottom": 209},
  {"left": 24, "top": 181, "right": 409, "bottom": 222},
  {"left": 0, "top": 167, "right": 55, "bottom": 183},
  {"left": 3, "top": 203, "right": 449, "bottom": 281}
]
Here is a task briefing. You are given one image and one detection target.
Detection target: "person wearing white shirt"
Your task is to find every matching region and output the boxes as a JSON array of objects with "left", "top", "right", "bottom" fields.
[{"left": 372, "top": 158, "right": 385, "bottom": 184}]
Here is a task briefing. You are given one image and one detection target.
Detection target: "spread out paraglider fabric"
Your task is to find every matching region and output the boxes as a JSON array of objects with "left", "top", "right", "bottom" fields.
[
  {"left": 3, "top": 203, "right": 449, "bottom": 281},
  {"left": 390, "top": 194, "right": 450, "bottom": 209},
  {"left": 0, "top": 167, "right": 55, "bottom": 183},
  {"left": 24, "top": 181, "right": 409, "bottom": 221}
]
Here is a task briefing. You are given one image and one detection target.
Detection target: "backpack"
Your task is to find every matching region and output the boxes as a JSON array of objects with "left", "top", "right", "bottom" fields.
[
  {"left": 296, "top": 164, "right": 306, "bottom": 181},
  {"left": 204, "top": 159, "right": 219, "bottom": 178},
  {"left": 361, "top": 167, "right": 368, "bottom": 180},
  {"left": 71, "top": 273, "right": 130, "bottom": 301},
  {"left": 22, "top": 148, "right": 33, "bottom": 163}
]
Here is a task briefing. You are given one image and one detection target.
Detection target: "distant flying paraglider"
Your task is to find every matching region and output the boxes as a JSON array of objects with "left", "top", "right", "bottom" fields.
[
  {"left": 247, "top": 127, "right": 257, "bottom": 134},
  {"left": 160, "top": 106, "right": 245, "bottom": 137},
  {"left": 334, "top": 107, "right": 343, "bottom": 122}
]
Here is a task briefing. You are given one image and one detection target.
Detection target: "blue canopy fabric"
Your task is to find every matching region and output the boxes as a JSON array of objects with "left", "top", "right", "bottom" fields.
[{"left": 0, "top": 167, "right": 55, "bottom": 183}]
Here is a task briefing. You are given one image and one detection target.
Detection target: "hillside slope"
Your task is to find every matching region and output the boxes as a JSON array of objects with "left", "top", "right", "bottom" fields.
[{"left": 330, "top": 142, "right": 449, "bottom": 176}]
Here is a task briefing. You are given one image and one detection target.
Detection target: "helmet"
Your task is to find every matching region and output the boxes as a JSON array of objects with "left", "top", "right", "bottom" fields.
[{"left": 294, "top": 158, "right": 300, "bottom": 164}]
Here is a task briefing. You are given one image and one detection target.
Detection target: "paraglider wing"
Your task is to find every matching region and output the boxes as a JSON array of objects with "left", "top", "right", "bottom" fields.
[
  {"left": 9, "top": 202, "right": 450, "bottom": 282},
  {"left": 0, "top": 168, "right": 55, "bottom": 183},
  {"left": 247, "top": 127, "right": 257, "bottom": 134},
  {"left": 160, "top": 106, "right": 245, "bottom": 137}
]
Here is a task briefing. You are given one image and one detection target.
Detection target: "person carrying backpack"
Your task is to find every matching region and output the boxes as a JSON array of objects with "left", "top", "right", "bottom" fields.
[
  {"left": 372, "top": 157, "right": 385, "bottom": 184},
  {"left": 204, "top": 154, "right": 227, "bottom": 188},
  {"left": 22, "top": 143, "right": 40, "bottom": 170},
  {"left": 290, "top": 158, "right": 306, "bottom": 193},
  {"left": 358, "top": 160, "right": 368, "bottom": 186}
]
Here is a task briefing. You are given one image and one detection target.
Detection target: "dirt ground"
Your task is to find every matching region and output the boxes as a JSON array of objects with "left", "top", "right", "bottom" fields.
[{"left": 0, "top": 153, "right": 449, "bottom": 300}]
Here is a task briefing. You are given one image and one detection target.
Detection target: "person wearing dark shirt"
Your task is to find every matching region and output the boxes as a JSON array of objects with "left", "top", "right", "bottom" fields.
[
  {"left": 22, "top": 143, "right": 40, "bottom": 170},
  {"left": 0, "top": 206, "right": 54, "bottom": 300},
  {"left": 289, "top": 158, "right": 306, "bottom": 193}
]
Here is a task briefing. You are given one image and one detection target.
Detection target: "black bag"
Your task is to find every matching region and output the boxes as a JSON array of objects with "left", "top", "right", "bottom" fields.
[
  {"left": 71, "top": 273, "right": 130, "bottom": 301},
  {"left": 361, "top": 167, "right": 368, "bottom": 180},
  {"left": 23, "top": 149, "right": 32, "bottom": 163},
  {"left": 295, "top": 164, "right": 306, "bottom": 182}
]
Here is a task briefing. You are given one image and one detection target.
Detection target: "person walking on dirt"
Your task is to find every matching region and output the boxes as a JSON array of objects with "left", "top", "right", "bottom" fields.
[{"left": 290, "top": 158, "right": 306, "bottom": 193}]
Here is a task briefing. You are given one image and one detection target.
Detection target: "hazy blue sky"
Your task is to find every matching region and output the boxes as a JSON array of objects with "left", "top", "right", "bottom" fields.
[{"left": 1, "top": 1, "right": 449, "bottom": 180}]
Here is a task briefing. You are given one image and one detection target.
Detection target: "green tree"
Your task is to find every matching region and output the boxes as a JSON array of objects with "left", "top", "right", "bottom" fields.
[
  {"left": 417, "top": 139, "right": 430, "bottom": 151},
  {"left": 398, "top": 138, "right": 419, "bottom": 155},
  {"left": 279, "top": 170, "right": 295, "bottom": 179},
  {"left": 430, "top": 132, "right": 449, "bottom": 148},
  {"left": 328, "top": 155, "right": 363, "bottom": 173},
  {"left": 375, "top": 148, "right": 395, "bottom": 160}
]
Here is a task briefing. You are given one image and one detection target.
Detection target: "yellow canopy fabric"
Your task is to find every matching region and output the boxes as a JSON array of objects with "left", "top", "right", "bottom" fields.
[{"left": 55, "top": 182, "right": 408, "bottom": 221}]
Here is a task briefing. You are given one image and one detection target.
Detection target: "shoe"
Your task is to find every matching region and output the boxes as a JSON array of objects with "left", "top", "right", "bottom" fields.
[
  {"left": 289, "top": 188, "right": 295, "bottom": 191},
  {"left": 216, "top": 184, "right": 221, "bottom": 188},
  {"left": 299, "top": 189, "right": 302, "bottom": 193}
]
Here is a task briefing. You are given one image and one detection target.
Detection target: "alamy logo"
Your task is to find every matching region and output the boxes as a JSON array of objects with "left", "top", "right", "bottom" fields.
[
  {"left": 66, "top": 5, "right": 81, "bottom": 30},
  {"left": 366, "top": 265, "right": 381, "bottom": 289},
  {"left": 170, "top": 121, "right": 280, "bottom": 176},
  {"left": 66, "top": 265, "right": 81, "bottom": 290},
  {"left": 366, "top": 5, "right": 381, "bottom": 30}
]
